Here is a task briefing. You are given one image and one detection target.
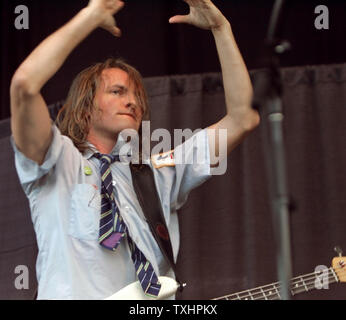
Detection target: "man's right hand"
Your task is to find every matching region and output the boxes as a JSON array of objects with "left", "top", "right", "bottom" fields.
[
  {"left": 87, "top": 0, "right": 125, "bottom": 37},
  {"left": 10, "top": 0, "right": 125, "bottom": 165}
]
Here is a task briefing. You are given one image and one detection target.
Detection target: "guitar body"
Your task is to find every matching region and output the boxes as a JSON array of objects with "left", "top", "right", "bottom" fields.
[{"left": 104, "top": 276, "right": 179, "bottom": 300}]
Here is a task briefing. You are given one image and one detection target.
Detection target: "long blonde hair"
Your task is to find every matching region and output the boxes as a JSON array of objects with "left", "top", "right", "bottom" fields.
[{"left": 55, "top": 58, "right": 150, "bottom": 153}]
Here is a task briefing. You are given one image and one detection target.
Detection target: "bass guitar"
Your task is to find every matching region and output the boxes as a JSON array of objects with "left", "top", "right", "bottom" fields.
[{"left": 105, "top": 253, "right": 346, "bottom": 300}]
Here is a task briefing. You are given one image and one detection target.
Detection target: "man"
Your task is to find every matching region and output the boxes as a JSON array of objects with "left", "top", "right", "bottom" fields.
[{"left": 10, "top": 0, "right": 259, "bottom": 299}]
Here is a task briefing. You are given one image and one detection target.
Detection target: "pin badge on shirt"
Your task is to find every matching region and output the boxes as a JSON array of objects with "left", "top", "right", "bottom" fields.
[
  {"left": 151, "top": 150, "right": 175, "bottom": 169},
  {"left": 84, "top": 166, "right": 93, "bottom": 176}
]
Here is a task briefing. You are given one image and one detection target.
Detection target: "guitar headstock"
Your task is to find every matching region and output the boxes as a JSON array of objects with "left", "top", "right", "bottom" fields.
[{"left": 332, "top": 257, "right": 346, "bottom": 282}]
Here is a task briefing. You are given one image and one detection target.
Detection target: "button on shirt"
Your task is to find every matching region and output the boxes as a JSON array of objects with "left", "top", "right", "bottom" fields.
[{"left": 11, "top": 124, "right": 211, "bottom": 299}]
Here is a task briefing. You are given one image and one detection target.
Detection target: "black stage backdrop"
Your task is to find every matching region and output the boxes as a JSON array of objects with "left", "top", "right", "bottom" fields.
[
  {"left": 1, "top": 63, "right": 346, "bottom": 299},
  {"left": 1, "top": 0, "right": 346, "bottom": 300},
  {"left": 1, "top": 0, "right": 346, "bottom": 120}
]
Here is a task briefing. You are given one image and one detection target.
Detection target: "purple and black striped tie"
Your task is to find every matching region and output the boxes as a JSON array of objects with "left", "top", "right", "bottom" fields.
[{"left": 94, "top": 153, "right": 161, "bottom": 297}]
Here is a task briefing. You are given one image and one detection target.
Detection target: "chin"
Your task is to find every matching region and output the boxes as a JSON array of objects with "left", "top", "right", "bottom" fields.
[{"left": 116, "top": 122, "right": 140, "bottom": 134}]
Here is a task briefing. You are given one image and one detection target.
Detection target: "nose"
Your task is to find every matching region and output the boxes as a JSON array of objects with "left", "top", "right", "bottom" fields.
[
  {"left": 126, "top": 102, "right": 136, "bottom": 115},
  {"left": 125, "top": 93, "right": 140, "bottom": 114},
  {"left": 124, "top": 91, "right": 136, "bottom": 107}
]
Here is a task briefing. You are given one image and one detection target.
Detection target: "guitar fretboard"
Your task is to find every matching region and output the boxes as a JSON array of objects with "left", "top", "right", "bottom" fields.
[{"left": 214, "top": 267, "right": 339, "bottom": 300}]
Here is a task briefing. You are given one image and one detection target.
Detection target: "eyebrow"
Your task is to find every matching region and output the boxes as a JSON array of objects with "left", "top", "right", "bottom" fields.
[{"left": 108, "top": 84, "right": 127, "bottom": 92}]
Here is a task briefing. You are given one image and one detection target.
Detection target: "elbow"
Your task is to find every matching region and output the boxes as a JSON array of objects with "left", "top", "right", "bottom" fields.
[
  {"left": 247, "top": 109, "right": 260, "bottom": 131},
  {"left": 244, "top": 91, "right": 260, "bottom": 132},
  {"left": 240, "top": 108, "right": 260, "bottom": 133},
  {"left": 10, "top": 70, "right": 39, "bottom": 98}
]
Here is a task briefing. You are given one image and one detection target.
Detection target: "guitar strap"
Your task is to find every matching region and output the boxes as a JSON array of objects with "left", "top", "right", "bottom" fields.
[{"left": 130, "top": 163, "right": 185, "bottom": 291}]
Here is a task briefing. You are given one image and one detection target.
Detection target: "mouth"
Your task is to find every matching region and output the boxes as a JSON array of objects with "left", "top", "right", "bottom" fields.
[{"left": 118, "top": 113, "right": 137, "bottom": 121}]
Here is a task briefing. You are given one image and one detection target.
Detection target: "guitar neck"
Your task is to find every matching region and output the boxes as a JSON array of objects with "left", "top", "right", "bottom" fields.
[{"left": 214, "top": 267, "right": 339, "bottom": 300}]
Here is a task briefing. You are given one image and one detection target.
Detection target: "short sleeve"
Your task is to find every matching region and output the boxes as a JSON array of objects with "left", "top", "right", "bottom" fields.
[
  {"left": 11, "top": 124, "right": 64, "bottom": 186},
  {"left": 152, "top": 129, "right": 212, "bottom": 211}
]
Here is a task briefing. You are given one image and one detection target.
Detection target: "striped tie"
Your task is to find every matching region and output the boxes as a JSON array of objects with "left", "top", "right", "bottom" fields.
[
  {"left": 94, "top": 153, "right": 161, "bottom": 297},
  {"left": 128, "top": 237, "right": 162, "bottom": 297},
  {"left": 94, "top": 153, "right": 126, "bottom": 250}
]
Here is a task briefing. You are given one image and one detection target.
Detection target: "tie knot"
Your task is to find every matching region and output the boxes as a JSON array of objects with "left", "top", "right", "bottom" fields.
[{"left": 94, "top": 153, "right": 120, "bottom": 164}]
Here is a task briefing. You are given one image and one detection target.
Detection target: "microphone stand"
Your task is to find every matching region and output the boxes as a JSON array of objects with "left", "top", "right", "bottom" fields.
[{"left": 252, "top": 0, "right": 293, "bottom": 300}]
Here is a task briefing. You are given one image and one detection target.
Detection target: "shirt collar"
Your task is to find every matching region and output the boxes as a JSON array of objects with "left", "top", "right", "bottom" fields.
[{"left": 83, "top": 134, "right": 133, "bottom": 161}]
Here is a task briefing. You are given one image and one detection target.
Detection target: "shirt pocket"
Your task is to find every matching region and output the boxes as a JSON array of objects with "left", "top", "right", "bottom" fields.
[{"left": 68, "top": 183, "right": 100, "bottom": 241}]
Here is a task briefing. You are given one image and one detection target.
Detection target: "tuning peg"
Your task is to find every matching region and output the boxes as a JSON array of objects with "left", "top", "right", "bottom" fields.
[{"left": 334, "top": 246, "right": 343, "bottom": 257}]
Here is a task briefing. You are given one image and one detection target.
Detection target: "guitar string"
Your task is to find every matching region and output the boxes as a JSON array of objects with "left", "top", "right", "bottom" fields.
[
  {"left": 259, "top": 272, "right": 341, "bottom": 300},
  {"left": 219, "top": 274, "right": 337, "bottom": 300},
  {"left": 252, "top": 275, "right": 338, "bottom": 300},
  {"left": 244, "top": 275, "right": 337, "bottom": 300},
  {"left": 214, "top": 269, "right": 336, "bottom": 300},
  {"left": 228, "top": 276, "right": 335, "bottom": 300},
  {"left": 219, "top": 273, "right": 337, "bottom": 300},
  {"left": 214, "top": 267, "right": 346, "bottom": 300},
  {"left": 224, "top": 274, "right": 337, "bottom": 300}
]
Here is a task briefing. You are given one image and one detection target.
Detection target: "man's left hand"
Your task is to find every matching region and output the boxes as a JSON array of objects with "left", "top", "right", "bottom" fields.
[{"left": 169, "top": 0, "right": 228, "bottom": 31}]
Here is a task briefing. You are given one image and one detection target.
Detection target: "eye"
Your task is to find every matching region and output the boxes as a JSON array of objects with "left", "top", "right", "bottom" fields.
[{"left": 111, "top": 87, "right": 124, "bottom": 95}]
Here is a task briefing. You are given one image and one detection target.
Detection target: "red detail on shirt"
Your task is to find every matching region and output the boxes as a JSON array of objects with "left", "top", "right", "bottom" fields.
[{"left": 156, "top": 223, "right": 169, "bottom": 241}]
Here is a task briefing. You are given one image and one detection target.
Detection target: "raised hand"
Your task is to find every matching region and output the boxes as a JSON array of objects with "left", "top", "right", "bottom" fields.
[
  {"left": 169, "top": 0, "right": 228, "bottom": 31},
  {"left": 87, "top": 0, "right": 125, "bottom": 37}
]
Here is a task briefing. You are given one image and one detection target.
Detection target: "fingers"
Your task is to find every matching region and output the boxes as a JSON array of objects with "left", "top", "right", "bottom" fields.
[
  {"left": 113, "top": 0, "right": 125, "bottom": 14},
  {"left": 101, "top": 14, "right": 122, "bottom": 37},
  {"left": 105, "top": 21, "right": 122, "bottom": 37},
  {"left": 112, "top": 26, "right": 122, "bottom": 37},
  {"left": 109, "top": 1, "right": 124, "bottom": 36},
  {"left": 168, "top": 15, "right": 190, "bottom": 24},
  {"left": 102, "top": 1, "right": 123, "bottom": 37},
  {"left": 105, "top": 0, "right": 124, "bottom": 16}
]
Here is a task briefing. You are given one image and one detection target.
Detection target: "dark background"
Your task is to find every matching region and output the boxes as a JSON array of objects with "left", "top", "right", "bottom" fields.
[
  {"left": 1, "top": 0, "right": 346, "bottom": 301},
  {"left": 1, "top": 0, "right": 346, "bottom": 120}
]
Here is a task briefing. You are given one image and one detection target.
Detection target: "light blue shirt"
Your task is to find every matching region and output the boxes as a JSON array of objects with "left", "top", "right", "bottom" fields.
[{"left": 11, "top": 124, "right": 211, "bottom": 299}]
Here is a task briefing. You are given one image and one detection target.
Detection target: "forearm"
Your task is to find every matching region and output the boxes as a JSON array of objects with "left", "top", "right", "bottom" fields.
[
  {"left": 169, "top": 0, "right": 259, "bottom": 159},
  {"left": 208, "top": 21, "right": 259, "bottom": 158},
  {"left": 12, "top": 7, "right": 101, "bottom": 94},
  {"left": 212, "top": 22, "right": 254, "bottom": 118}
]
